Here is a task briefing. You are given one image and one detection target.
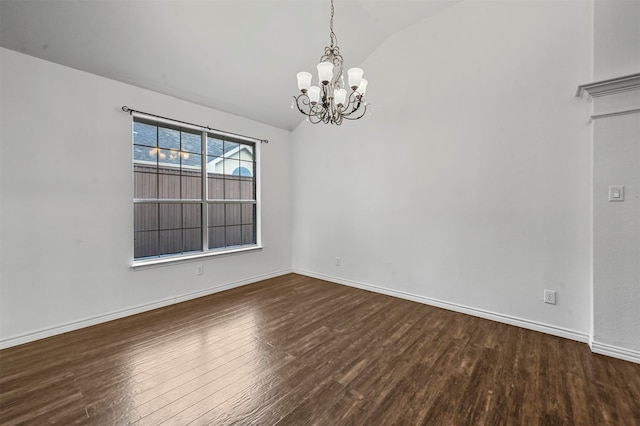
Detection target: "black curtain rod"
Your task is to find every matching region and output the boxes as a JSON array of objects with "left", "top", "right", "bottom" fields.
[{"left": 121, "top": 106, "right": 269, "bottom": 144}]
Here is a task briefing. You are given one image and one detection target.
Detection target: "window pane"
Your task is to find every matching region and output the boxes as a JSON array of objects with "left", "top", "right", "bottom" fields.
[
  {"left": 182, "top": 132, "right": 201, "bottom": 154},
  {"left": 158, "top": 148, "right": 181, "bottom": 168},
  {"left": 183, "top": 228, "right": 201, "bottom": 252},
  {"left": 226, "top": 204, "right": 241, "bottom": 226},
  {"left": 134, "top": 203, "right": 202, "bottom": 259},
  {"left": 241, "top": 204, "right": 255, "bottom": 225},
  {"left": 208, "top": 227, "right": 225, "bottom": 249},
  {"left": 208, "top": 176, "right": 224, "bottom": 199},
  {"left": 180, "top": 152, "right": 202, "bottom": 178},
  {"left": 240, "top": 145, "right": 254, "bottom": 162},
  {"left": 133, "top": 145, "right": 159, "bottom": 163},
  {"left": 207, "top": 153, "right": 223, "bottom": 199},
  {"left": 134, "top": 166, "right": 158, "bottom": 199},
  {"left": 224, "top": 141, "right": 239, "bottom": 157},
  {"left": 181, "top": 174, "right": 201, "bottom": 200},
  {"left": 158, "top": 169, "right": 181, "bottom": 199},
  {"left": 159, "top": 230, "right": 182, "bottom": 255},
  {"left": 226, "top": 225, "right": 241, "bottom": 246},
  {"left": 208, "top": 204, "right": 225, "bottom": 227},
  {"left": 159, "top": 203, "right": 181, "bottom": 230},
  {"left": 134, "top": 203, "right": 158, "bottom": 231},
  {"left": 225, "top": 158, "right": 241, "bottom": 176},
  {"left": 133, "top": 121, "right": 157, "bottom": 147},
  {"left": 240, "top": 177, "right": 254, "bottom": 200},
  {"left": 224, "top": 177, "right": 240, "bottom": 200},
  {"left": 134, "top": 231, "right": 159, "bottom": 258},
  {"left": 242, "top": 224, "right": 255, "bottom": 245},
  {"left": 183, "top": 204, "right": 201, "bottom": 228},
  {"left": 240, "top": 160, "right": 254, "bottom": 176},
  {"left": 158, "top": 127, "right": 180, "bottom": 150},
  {"left": 182, "top": 153, "right": 201, "bottom": 171},
  {"left": 207, "top": 137, "right": 224, "bottom": 157}
]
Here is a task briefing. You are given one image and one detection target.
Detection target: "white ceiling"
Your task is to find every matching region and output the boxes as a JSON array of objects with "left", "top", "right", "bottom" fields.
[{"left": 0, "top": 0, "right": 460, "bottom": 130}]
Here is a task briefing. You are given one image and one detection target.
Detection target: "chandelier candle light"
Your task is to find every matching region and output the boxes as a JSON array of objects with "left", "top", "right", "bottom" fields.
[{"left": 293, "top": 0, "right": 368, "bottom": 125}]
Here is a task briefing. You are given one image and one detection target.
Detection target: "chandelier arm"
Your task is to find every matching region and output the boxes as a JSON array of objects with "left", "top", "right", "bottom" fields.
[
  {"left": 342, "top": 103, "right": 368, "bottom": 120},
  {"left": 330, "top": 96, "right": 339, "bottom": 122},
  {"left": 295, "top": 95, "right": 325, "bottom": 119},
  {"left": 293, "top": 95, "right": 312, "bottom": 115},
  {"left": 295, "top": 89, "right": 367, "bottom": 124},
  {"left": 335, "top": 105, "right": 345, "bottom": 125},
  {"left": 309, "top": 114, "right": 324, "bottom": 124},
  {"left": 312, "top": 104, "right": 327, "bottom": 118},
  {"left": 334, "top": 91, "right": 359, "bottom": 116},
  {"left": 343, "top": 96, "right": 364, "bottom": 113}
]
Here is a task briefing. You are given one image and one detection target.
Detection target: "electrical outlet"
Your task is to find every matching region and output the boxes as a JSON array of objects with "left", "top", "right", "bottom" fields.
[
  {"left": 608, "top": 185, "right": 625, "bottom": 202},
  {"left": 336, "top": 257, "right": 341, "bottom": 266},
  {"left": 196, "top": 265, "right": 204, "bottom": 276},
  {"left": 544, "top": 289, "right": 556, "bottom": 305}
]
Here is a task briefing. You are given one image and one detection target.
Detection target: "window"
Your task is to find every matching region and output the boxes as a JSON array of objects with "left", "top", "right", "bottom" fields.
[{"left": 132, "top": 116, "right": 259, "bottom": 263}]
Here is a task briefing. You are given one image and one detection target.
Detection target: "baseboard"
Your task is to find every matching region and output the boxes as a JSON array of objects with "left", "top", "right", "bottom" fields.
[
  {"left": 0, "top": 268, "right": 292, "bottom": 350},
  {"left": 591, "top": 340, "right": 640, "bottom": 364},
  {"left": 293, "top": 269, "right": 590, "bottom": 344}
]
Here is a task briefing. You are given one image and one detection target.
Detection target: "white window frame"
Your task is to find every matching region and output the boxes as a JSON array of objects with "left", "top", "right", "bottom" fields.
[{"left": 131, "top": 112, "right": 262, "bottom": 268}]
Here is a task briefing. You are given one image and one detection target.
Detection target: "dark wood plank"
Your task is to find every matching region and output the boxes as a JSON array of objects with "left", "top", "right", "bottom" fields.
[{"left": 1, "top": 273, "right": 639, "bottom": 425}]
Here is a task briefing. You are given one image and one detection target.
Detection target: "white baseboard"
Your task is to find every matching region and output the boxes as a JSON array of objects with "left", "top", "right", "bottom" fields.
[
  {"left": 591, "top": 340, "right": 640, "bottom": 364},
  {"left": 293, "top": 269, "right": 590, "bottom": 344},
  {"left": 6, "top": 268, "right": 638, "bottom": 365},
  {"left": 0, "top": 268, "right": 292, "bottom": 350}
]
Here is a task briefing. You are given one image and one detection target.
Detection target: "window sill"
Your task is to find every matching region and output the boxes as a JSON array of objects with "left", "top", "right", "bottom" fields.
[{"left": 131, "top": 245, "right": 263, "bottom": 270}]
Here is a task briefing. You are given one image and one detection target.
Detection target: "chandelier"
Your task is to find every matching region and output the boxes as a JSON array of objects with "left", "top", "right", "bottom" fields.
[{"left": 293, "top": 0, "right": 368, "bottom": 125}]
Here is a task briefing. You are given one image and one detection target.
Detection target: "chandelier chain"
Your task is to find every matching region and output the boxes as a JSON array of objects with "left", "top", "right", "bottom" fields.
[{"left": 329, "top": 0, "right": 337, "bottom": 47}]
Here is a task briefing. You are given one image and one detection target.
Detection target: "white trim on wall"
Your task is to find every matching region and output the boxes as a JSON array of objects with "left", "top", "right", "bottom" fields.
[
  {"left": 0, "top": 269, "right": 292, "bottom": 350},
  {"left": 294, "top": 269, "right": 640, "bottom": 364},
  {"left": 591, "top": 341, "right": 640, "bottom": 364},
  {"left": 293, "top": 269, "right": 590, "bottom": 342},
  {"left": 576, "top": 73, "right": 640, "bottom": 100},
  {"left": 6, "top": 268, "right": 639, "bottom": 365}
]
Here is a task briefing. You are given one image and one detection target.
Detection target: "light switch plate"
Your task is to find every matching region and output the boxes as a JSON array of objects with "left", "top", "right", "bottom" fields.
[{"left": 609, "top": 185, "right": 625, "bottom": 202}]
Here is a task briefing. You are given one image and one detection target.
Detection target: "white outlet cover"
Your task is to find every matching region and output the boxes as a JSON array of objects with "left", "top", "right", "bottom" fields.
[
  {"left": 609, "top": 185, "right": 625, "bottom": 202},
  {"left": 544, "top": 290, "right": 556, "bottom": 305}
]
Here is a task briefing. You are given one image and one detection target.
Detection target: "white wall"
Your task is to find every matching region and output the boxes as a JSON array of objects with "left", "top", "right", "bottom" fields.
[
  {"left": 593, "top": 111, "right": 640, "bottom": 355},
  {"left": 0, "top": 48, "right": 292, "bottom": 347},
  {"left": 594, "top": 0, "right": 640, "bottom": 80},
  {"left": 292, "top": 1, "right": 593, "bottom": 339},
  {"left": 591, "top": 0, "right": 640, "bottom": 356}
]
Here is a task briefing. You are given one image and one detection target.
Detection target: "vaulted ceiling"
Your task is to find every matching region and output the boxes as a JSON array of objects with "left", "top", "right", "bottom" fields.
[{"left": 0, "top": 0, "right": 460, "bottom": 130}]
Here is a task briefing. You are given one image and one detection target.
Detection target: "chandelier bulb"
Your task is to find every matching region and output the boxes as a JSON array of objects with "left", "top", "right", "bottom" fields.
[
  {"left": 334, "top": 88, "right": 347, "bottom": 107},
  {"left": 347, "top": 68, "right": 364, "bottom": 90},
  {"left": 297, "top": 72, "right": 312, "bottom": 93},
  {"left": 317, "top": 62, "right": 334, "bottom": 85},
  {"left": 308, "top": 86, "right": 321, "bottom": 104}
]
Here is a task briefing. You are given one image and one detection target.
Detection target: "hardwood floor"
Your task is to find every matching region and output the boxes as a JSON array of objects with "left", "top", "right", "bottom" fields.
[{"left": 1, "top": 273, "right": 639, "bottom": 425}]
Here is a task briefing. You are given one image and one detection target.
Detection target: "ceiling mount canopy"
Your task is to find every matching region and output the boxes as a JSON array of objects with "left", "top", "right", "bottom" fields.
[{"left": 292, "top": 0, "right": 369, "bottom": 125}]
